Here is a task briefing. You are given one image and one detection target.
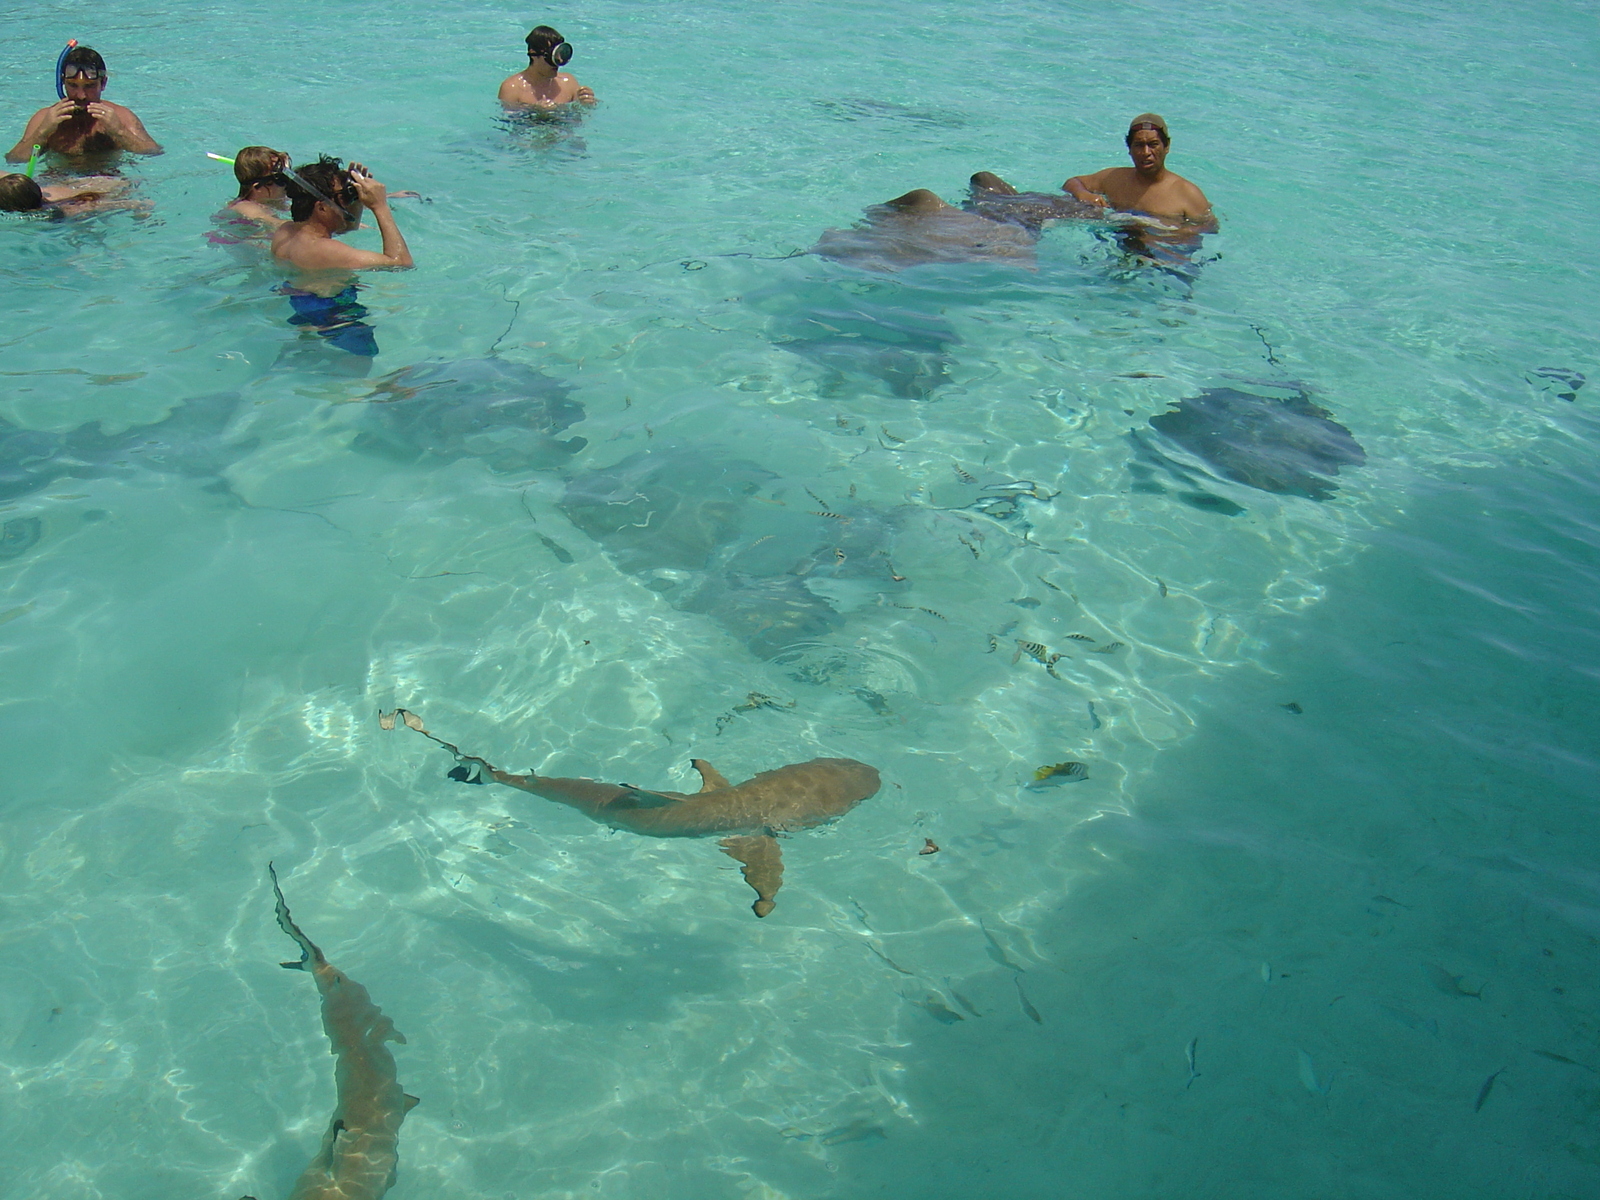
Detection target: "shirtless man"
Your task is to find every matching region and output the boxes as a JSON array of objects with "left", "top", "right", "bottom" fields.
[
  {"left": 1062, "top": 113, "right": 1214, "bottom": 230},
  {"left": 270, "top": 157, "right": 412, "bottom": 360},
  {"left": 6, "top": 46, "right": 161, "bottom": 163},
  {"left": 271, "top": 156, "right": 413, "bottom": 272},
  {"left": 498, "top": 25, "right": 596, "bottom": 109}
]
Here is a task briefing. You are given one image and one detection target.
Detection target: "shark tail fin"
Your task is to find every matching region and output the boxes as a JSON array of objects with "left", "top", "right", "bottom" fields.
[
  {"left": 268, "top": 862, "right": 327, "bottom": 969},
  {"left": 720, "top": 834, "right": 784, "bottom": 918}
]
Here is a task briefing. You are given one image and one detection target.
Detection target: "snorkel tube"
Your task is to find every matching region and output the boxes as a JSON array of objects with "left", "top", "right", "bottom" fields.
[
  {"left": 24, "top": 146, "right": 41, "bottom": 178},
  {"left": 54, "top": 39, "right": 78, "bottom": 99}
]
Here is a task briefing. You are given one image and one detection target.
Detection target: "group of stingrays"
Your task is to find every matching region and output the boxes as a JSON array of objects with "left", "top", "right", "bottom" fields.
[{"left": 253, "top": 710, "right": 879, "bottom": 1200}]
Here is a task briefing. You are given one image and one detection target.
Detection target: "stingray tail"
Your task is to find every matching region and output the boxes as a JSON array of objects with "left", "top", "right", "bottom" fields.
[{"left": 268, "top": 862, "right": 326, "bottom": 970}]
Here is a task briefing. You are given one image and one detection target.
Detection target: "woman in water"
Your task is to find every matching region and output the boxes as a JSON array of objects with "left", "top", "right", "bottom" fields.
[{"left": 220, "top": 145, "right": 291, "bottom": 231}]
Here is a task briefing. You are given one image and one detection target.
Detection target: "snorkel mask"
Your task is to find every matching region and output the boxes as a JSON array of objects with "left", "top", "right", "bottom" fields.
[
  {"left": 288, "top": 167, "right": 358, "bottom": 224},
  {"left": 531, "top": 39, "right": 573, "bottom": 67}
]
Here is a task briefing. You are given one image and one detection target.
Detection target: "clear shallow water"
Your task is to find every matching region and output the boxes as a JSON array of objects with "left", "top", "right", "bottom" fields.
[{"left": 1, "top": 1, "right": 1597, "bottom": 1197}]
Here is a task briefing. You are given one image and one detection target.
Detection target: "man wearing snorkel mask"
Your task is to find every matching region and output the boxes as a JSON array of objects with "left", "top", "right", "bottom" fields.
[
  {"left": 499, "top": 25, "right": 596, "bottom": 108},
  {"left": 271, "top": 155, "right": 413, "bottom": 272},
  {"left": 6, "top": 46, "right": 161, "bottom": 163}
]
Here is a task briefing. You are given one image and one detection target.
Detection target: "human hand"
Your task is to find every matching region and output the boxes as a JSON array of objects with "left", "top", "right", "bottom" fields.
[
  {"left": 576, "top": 86, "right": 596, "bottom": 103},
  {"left": 42, "top": 99, "right": 80, "bottom": 132},
  {"left": 84, "top": 102, "right": 123, "bottom": 132},
  {"left": 348, "top": 163, "right": 388, "bottom": 207}
]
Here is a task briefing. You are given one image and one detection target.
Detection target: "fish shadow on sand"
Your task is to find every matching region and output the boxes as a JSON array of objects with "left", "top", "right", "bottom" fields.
[
  {"left": 383, "top": 709, "right": 881, "bottom": 918},
  {"left": 557, "top": 447, "right": 921, "bottom": 658},
  {"left": 0, "top": 390, "right": 255, "bottom": 504},
  {"left": 772, "top": 301, "right": 957, "bottom": 400},
  {"left": 350, "top": 357, "right": 587, "bottom": 472},
  {"left": 811, "top": 97, "right": 967, "bottom": 131},
  {"left": 0, "top": 357, "right": 586, "bottom": 506},
  {"left": 1130, "top": 385, "right": 1366, "bottom": 511}
]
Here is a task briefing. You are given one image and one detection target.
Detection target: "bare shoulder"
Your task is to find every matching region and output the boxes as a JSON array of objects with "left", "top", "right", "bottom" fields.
[{"left": 498, "top": 73, "right": 530, "bottom": 103}]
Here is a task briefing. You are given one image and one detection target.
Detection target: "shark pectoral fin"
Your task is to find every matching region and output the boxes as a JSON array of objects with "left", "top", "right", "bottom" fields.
[
  {"left": 404, "top": 1094, "right": 421, "bottom": 1112},
  {"left": 691, "top": 759, "right": 732, "bottom": 791},
  {"left": 720, "top": 834, "right": 784, "bottom": 918}
]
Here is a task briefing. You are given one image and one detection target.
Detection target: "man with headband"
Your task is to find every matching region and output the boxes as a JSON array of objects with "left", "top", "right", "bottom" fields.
[
  {"left": 6, "top": 46, "right": 161, "bottom": 163},
  {"left": 499, "top": 25, "right": 596, "bottom": 108},
  {"left": 1059, "top": 114, "right": 1214, "bottom": 229}
]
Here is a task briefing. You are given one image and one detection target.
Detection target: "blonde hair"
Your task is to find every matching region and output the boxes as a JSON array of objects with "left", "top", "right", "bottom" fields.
[{"left": 233, "top": 146, "right": 287, "bottom": 199}]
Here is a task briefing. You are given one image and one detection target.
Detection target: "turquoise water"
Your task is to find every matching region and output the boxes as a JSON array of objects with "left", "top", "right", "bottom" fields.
[{"left": 2, "top": 0, "right": 1597, "bottom": 1196}]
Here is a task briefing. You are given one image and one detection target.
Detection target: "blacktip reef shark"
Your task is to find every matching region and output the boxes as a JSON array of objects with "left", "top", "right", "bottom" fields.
[
  {"left": 380, "top": 708, "right": 880, "bottom": 917},
  {"left": 243, "top": 865, "right": 417, "bottom": 1200}
]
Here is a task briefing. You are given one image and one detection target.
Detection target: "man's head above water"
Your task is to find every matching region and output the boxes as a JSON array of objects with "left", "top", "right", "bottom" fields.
[
  {"left": 283, "top": 155, "right": 359, "bottom": 226},
  {"left": 59, "top": 46, "right": 110, "bottom": 108},
  {"left": 525, "top": 25, "right": 572, "bottom": 67},
  {"left": 1124, "top": 113, "right": 1170, "bottom": 147}
]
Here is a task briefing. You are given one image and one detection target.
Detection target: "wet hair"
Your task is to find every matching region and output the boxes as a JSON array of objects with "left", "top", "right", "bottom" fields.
[
  {"left": 233, "top": 146, "right": 288, "bottom": 199},
  {"left": 525, "top": 25, "right": 565, "bottom": 57},
  {"left": 284, "top": 154, "right": 354, "bottom": 223},
  {"left": 0, "top": 173, "right": 46, "bottom": 212},
  {"left": 60, "top": 46, "right": 108, "bottom": 80}
]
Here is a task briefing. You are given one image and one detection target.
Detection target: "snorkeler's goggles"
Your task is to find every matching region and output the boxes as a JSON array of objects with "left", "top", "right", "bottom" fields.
[
  {"left": 529, "top": 39, "right": 573, "bottom": 66},
  {"left": 287, "top": 168, "right": 359, "bottom": 221},
  {"left": 59, "top": 66, "right": 106, "bottom": 82}
]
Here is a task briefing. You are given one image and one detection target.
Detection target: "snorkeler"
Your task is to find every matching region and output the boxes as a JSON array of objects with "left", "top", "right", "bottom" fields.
[
  {"left": 499, "top": 25, "right": 597, "bottom": 108},
  {"left": 270, "top": 156, "right": 412, "bottom": 360},
  {"left": 222, "top": 146, "right": 292, "bottom": 230},
  {"left": 272, "top": 156, "right": 413, "bottom": 272},
  {"left": 5, "top": 46, "right": 162, "bottom": 163},
  {"left": 0, "top": 171, "right": 140, "bottom": 219}
]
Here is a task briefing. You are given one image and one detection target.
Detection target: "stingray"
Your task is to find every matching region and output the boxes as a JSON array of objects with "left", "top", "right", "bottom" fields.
[
  {"left": 812, "top": 97, "right": 967, "bottom": 131},
  {"left": 1144, "top": 387, "right": 1366, "bottom": 502},
  {"left": 775, "top": 303, "right": 957, "bottom": 400},
  {"left": 350, "top": 358, "right": 587, "bottom": 471},
  {"left": 810, "top": 192, "right": 1038, "bottom": 273},
  {"left": 559, "top": 448, "right": 907, "bottom": 657},
  {"left": 0, "top": 390, "right": 253, "bottom": 503},
  {"left": 962, "top": 174, "right": 1101, "bottom": 234}
]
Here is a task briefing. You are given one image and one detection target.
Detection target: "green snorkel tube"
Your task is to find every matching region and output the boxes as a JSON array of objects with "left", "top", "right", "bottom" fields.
[{"left": 23, "top": 146, "right": 41, "bottom": 178}]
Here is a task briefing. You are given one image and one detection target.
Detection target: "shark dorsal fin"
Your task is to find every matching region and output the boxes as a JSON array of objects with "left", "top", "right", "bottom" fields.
[{"left": 691, "top": 759, "right": 732, "bottom": 791}]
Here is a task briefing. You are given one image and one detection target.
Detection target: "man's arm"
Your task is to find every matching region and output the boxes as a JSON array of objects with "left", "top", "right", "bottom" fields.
[
  {"left": 90, "top": 104, "right": 161, "bottom": 154},
  {"left": 560, "top": 73, "right": 596, "bottom": 103},
  {"left": 348, "top": 171, "right": 413, "bottom": 268},
  {"left": 6, "top": 103, "right": 67, "bottom": 162},
  {"left": 1062, "top": 168, "right": 1115, "bottom": 208},
  {"left": 1180, "top": 181, "right": 1217, "bottom": 232}
]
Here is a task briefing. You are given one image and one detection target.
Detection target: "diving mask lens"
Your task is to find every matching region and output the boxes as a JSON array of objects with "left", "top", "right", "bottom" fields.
[{"left": 549, "top": 41, "right": 573, "bottom": 66}]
